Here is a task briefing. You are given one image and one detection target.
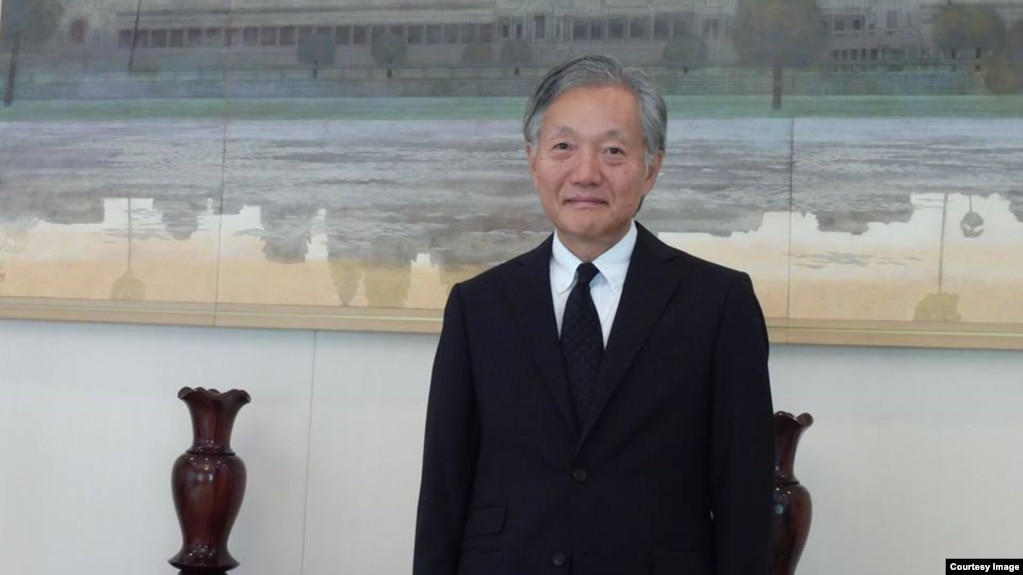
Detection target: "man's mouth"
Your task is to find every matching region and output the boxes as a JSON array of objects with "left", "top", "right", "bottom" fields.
[{"left": 565, "top": 197, "right": 606, "bottom": 205}]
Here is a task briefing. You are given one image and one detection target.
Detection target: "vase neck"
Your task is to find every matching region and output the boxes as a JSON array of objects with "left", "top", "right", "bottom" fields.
[
  {"left": 774, "top": 427, "right": 807, "bottom": 484},
  {"left": 187, "top": 404, "right": 241, "bottom": 454}
]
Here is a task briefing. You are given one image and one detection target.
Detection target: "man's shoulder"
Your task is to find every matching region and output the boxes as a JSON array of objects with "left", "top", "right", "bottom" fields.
[
  {"left": 672, "top": 246, "right": 749, "bottom": 283},
  {"left": 453, "top": 235, "right": 551, "bottom": 293},
  {"left": 456, "top": 260, "right": 513, "bottom": 294}
]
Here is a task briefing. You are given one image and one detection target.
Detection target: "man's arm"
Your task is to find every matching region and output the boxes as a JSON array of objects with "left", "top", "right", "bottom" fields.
[
  {"left": 709, "top": 273, "right": 775, "bottom": 575},
  {"left": 413, "top": 284, "right": 480, "bottom": 575}
]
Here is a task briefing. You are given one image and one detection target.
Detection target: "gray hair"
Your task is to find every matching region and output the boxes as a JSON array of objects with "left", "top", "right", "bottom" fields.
[{"left": 523, "top": 54, "right": 667, "bottom": 167}]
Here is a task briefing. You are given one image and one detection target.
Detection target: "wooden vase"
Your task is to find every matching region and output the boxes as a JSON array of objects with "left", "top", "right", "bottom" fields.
[
  {"left": 169, "top": 387, "right": 251, "bottom": 573},
  {"left": 771, "top": 411, "right": 814, "bottom": 575}
]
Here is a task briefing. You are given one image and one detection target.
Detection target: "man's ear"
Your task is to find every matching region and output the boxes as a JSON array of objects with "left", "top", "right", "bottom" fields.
[
  {"left": 526, "top": 144, "right": 538, "bottom": 173},
  {"left": 644, "top": 150, "right": 665, "bottom": 187}
]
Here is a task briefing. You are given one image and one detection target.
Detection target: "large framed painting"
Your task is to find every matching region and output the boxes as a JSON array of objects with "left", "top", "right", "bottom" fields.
[{"left": 1, "top": 0, "right": 1021, "bottom": 349}]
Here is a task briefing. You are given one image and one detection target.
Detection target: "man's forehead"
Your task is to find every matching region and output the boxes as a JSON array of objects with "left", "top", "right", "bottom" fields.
[{"left": 542, "top": 124, "right": 633, "bottom": 139}]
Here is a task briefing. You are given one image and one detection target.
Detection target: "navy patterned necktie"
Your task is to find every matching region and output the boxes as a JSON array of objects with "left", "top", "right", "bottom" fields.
[{"left": 560, "top": 262, "right": 603, "bottom": 427}]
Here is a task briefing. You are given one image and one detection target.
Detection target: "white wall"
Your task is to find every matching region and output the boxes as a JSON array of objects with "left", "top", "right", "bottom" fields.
[{"left": 0, "top": 318, "right": 1020, "bottom": 575}]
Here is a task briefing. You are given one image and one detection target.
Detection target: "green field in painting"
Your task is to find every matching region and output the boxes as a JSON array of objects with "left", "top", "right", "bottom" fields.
[{"left": 1, "top": 94, "right": 1022, "bottom": 121}]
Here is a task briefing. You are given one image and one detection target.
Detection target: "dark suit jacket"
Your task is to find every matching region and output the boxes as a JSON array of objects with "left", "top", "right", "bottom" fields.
[{"left": 414, "top": 223, "right": 774, "bottom": 575}]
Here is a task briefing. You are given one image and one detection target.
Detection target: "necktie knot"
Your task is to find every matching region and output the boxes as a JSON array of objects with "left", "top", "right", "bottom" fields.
[{"left": 575, "top": 262, "right": 600, "bottom": 287}]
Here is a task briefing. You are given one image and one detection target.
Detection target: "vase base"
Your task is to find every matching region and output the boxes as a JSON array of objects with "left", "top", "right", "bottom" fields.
[
  {"left": 171, "top": 566, "right": 236, "bottom": 575},
  {"left": 169, "top": 554, "right": 239, "bottom": 573}
]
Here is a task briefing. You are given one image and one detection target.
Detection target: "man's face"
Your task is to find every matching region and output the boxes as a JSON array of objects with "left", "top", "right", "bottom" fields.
[{"left": 527, "top": 84, "right": 663, "bottom": 260}]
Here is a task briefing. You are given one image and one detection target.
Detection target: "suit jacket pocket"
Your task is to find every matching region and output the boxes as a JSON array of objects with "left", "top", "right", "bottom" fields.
[
  {"left": 463, "top": 505, "right": 506, "bottom": 538},
  {"left": 650, "top": 550, "right": 713, "bottom": 575}
]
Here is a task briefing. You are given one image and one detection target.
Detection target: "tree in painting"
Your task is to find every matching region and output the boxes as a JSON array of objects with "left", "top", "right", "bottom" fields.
[
  {"left": 1, "top": 0, "right": 63, "bottom": 106},
  {"left": 1002, "top": 19, "right": 1023, "bottom": 92},
  {"left": 967, "top": 15, "right": 1022, "bottom": 94},
  {"left": 371, "top": 32, "right": 407, "bottom": 79},
  {"left": 499, "top": 38, "right": 531, "bottom": 76},
  {"left": 297, "top": 32, "right": 335, "bottom": 79},
  {"left": 931, "top": 4, "right": 1006, "bottom": 60},
  {"left": 932, "top": 6, "right": 1023, "bottom": 94},
  {"left": 732, "top": 0, "right": 825, "bottom": 109},
  {"left": 661, "top": 33, "right": 708, "bottom": 74},
  {"left": 462, "top": 43, "right": 493, "bottom": 66}
]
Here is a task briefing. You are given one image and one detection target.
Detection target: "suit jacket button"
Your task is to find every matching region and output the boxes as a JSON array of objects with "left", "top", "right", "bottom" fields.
[
  {"left": 551, "top": 551, "right": 567, "bottom": 567},
  {"left": 572, "top": 468, "right": 588, "bottom": 483}
]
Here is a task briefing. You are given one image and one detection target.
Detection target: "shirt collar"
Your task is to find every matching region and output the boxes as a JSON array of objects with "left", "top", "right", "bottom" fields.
[{"left": 551, "top": 221, "right": 637, "bottom": 295}]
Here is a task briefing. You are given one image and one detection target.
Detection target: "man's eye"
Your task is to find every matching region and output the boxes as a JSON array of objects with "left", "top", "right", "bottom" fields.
[
  {"left": 606, "top": 147, "right": 624, "bottom": 155},
  {"left": 552, "top": 142, "right": 571, "bottom": 151}
]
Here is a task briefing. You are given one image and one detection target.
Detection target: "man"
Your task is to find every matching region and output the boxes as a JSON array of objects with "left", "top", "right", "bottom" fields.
[{"left": 414, "top": 54, "right": 774, "bottom": 575}]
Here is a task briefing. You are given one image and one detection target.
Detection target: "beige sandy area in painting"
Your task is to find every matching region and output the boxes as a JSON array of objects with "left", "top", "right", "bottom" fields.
[
  {"left": 0, "top": 230, "right": 218, "bottom": 303},
  {"left": 215, "top": 233, "right": 472, "bottom": 310},
  {"left": 4, "top": 200, "right": 1018, "bottom": 327},
  {"left": 938, "top": 255, "right": 1023, "bottom": 324},
  {"left": 216, "top": 222, "right": 792, "bottom": 317},
  {"left": 787, "top": 198, "right": 1023, "bottom": 324},
  {"left": 790, "top": 279, "right": 1023, "bottom": 324},
  {"left": 788, "top": 241, "right": 937, "bottom": 322},
  {"left": 659, "top": 211, "right": 792, "bottom": 320}
]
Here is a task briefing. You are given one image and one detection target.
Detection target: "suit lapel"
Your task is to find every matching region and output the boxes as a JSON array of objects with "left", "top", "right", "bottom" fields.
[
  {"left": 578, "top": 224, "right": 683, "bottom": 448},
  {"left": 503, "top": 236, "right": 579, "bottom": 435}
]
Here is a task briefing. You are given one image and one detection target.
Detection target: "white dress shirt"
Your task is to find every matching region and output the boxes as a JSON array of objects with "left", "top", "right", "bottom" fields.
[{"left": 550, "top": 221, "right": 636, "bottom": 347}]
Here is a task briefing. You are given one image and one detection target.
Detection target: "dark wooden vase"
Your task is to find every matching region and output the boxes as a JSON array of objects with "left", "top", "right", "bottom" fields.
[
  {"left": 771, "top": 411, "right": 814, "bottom": 575},
  {"left": 170, "top": 387, "right": 251, "bottom": 573}
]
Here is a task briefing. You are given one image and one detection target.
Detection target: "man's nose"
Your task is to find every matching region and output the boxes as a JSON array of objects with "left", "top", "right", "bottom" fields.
[{"left": 569, "top": 150, "right": 603, "bottom": 186}]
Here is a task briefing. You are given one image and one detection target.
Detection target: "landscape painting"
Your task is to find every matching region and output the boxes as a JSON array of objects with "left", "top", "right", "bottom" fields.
[{"left": 1, "top": 0, "right": 1021, "bottom": 348}]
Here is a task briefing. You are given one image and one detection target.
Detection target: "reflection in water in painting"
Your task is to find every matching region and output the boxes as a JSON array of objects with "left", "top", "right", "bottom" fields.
[{"left": 0, "top": 118, "right": 1020, "bottom": 324}]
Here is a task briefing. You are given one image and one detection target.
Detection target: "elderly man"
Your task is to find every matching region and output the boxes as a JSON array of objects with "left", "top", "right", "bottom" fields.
[{"left": 414, "top": 54, "right": 774, "bottom": 575}]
